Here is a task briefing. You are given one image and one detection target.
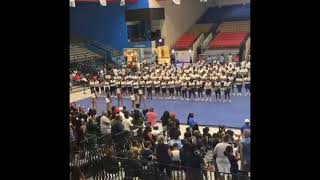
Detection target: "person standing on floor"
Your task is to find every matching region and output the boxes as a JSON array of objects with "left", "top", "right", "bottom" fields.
[
  {"left": 160, "top": 111, "right": 171, "bottom": 138},
  {"left": 204, "top": 79, "right": 212, "bottom": 102},
  {"left": 235, "top": 75, "right": 243, "bottom": 96},
  {"left": 213, "top": 135, "right": 232, "bottom": 178}
]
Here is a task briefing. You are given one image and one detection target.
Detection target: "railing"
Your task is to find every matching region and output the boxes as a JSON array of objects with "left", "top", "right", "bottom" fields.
[{"left": 70, "top": 131, "right": 250, "bottom": 180}]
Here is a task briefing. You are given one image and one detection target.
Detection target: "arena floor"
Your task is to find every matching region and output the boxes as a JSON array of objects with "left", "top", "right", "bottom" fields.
[{"left": 71, "top": 89, "right": 250, "bottom": 128}]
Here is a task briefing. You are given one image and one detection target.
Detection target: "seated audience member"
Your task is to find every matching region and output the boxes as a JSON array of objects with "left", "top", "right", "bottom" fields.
[
  {"left": 168, "top": 132, "right": 183, "bottom": 149},
  {"left": 124, "top": 150, "right": 143, "bottom": 179}
]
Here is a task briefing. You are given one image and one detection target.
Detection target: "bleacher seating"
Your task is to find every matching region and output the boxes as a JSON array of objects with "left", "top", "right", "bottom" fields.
[
  {"left": 173, "top": 33, "right": 200, "bottom": 50},
  {"left": 197, "top": 4, "right": 250, "bottom": 24},
  {"left": 70, "top": 44, "right": 101, "bottom": 62},
  {"left": 217, "top": 21, "right": 250, "bottom": 33},
  {"left": 187, "top": 23, "right": 215, "bottom": 34},
  {"left": 209, "top": 32, "right": 248, "bottom": 49}
]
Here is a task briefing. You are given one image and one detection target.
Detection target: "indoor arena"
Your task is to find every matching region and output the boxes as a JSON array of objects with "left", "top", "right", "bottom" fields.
[{"left": 70, "top": 0, "right": 251, "bottom": 179}]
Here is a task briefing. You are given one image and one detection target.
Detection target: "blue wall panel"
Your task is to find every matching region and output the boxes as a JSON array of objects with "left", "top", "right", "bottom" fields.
[{"left": 70, "top": 0, "right": 150, "bottom": 51}]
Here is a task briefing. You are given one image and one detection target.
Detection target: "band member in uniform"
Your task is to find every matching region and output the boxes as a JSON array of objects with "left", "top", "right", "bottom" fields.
[
  {"left": 133, "top": 79, "right": 139, "bottom": 95},
  {"left": 181, "top": 79, "right": 188, "bottom": 100},
  {"left": 94, "top": 79, "right": 100, "bottom": 95},
  {"left": 109, "top": 77, "right": 116, "bottom": 97},
  {"left": 104, "top": 79, "right": 110, "bottom": 96},
  {"left": 175, "top": 77, "right": 182, "bottom": 100},
  {"left": 214, "top": 79, "right": 221, "bottom": 102},
  {"left": 244, "top": 75, "right": 250, "bottom": 96},
  {"left": 227, "top": 73, "right": 235, "bottom": 96},
  {"left": 168, "top": 78, "right": 175, "bottom": 99},
  {"left": 224, "top": 79, "right": 232, "bottom": 103},
  {"left": 126, "top": 78, "right": 133, "bottom": 96},
  {"left": 122, "top": 78, "right": 127, "bottom": 97},
  {"left": 196, "top": 77, "right": 204, "bottom": 101},
  {"left": 116, "top": 79, "right": 124, "bottom": 107},
  {"left": 89, "top": 79, "right": 94, "bottom": 94},
  {"left": 105, "top": 94, "right": 112, "bottom": 112},
  {"left": 154, "top": 78, "right": 161, "bottom": 99},
  {"left": 131, "top": 93, "right": 137, "bottom": 110},
  {"left": 146, "top": 78, "right": 153, "bottom": 99},
  {"left": 188, "top": 80, "right": 196, "bottom": 101},
  {"left": 160, "top": 79, "right": 167, "bottom": 99},
  {"left": 138, "top": 78, "right": 146, "bottom": 107},
  {"left": 99, "top": 79, "right": 105, "bottom": 96},
  {"left": 91, "top": 91, "right": 98, "bottom": 110},
  {"left": 204, "top": 79, "right": 212, "bottom": 102},
  {"left": 235, "top": 75, "right": 243, "bottom": 96}
]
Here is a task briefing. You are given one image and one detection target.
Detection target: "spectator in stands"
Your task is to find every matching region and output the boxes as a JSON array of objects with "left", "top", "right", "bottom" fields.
[
  {"left": 168, "top": 133, "right": 182, "bottom": 149},
  {"left": 240, "top": 130, "right": 251, "bottom": 172},
  {"left": 184, "top": 127, "right": 192, "bottom": 139},
  {"left": 86, "top": 117, "right": 99, "bottom": 137},
  {"left": 168, "top": 112, "right": 180, "bottom": 140},
  {"left": 100, "top": 111, "right": 111, "bottom": 135},
  {"left": 146, "top": 108, "right": 157, "bottom": 126},
  {"left": 141, "top": 141, "right": 154, "bottom": 162},
  {"left": 130, "top": 139, "right": 142, "bottom": 156},
  {"left": 192, "top": 124, "right": 200, "bottom": 132},
  {"left": 160, "top": 111, "right": 171, "bottom": 137},
  {"left": 155, "top": 135, "right": 172, "bottom": 176},
  {"left": 132, "top": 109, "right": 144, "bottom": 128},
  {"left": 102, "top": 148, "right": 119, "bottom": 176},
  {"left": 111, "top": 115, "right": 124, "bottom": 136},
  {"left": 187, "top": 113, "right": 197, "bottom": 128},
  {"left": 70, "top": 166, "right": 86, "bottom": 180},
  {"left": 202, "top": 127, "right": 211, "bottom": 149},
  {"left": 213, "top": 135, "right": 232, "bottom": 175},
  {"left": 240, "top": 119, "right": 250, "bottom": 134},
  {"left": 180, "top": 139, "right": 205, "bottom": 180},
  {"left": 143, "top": 126, "right": 156, "bottom": 148},
  {"left": 122, "top": 111, "right": 134, "bottom": 131},
  {"left": 224, "top": 145, "right": 240, "bottom": 179},
  {"left": 219, "top": 54, "right": 225, "bottom": 65},
  {"left": 151, "top": 125, "right": 160, "bottom": 136},
  {"left": 169, "top": 143, "right": 181, "bottom": 166},
  {"left": 124, "top": 150, "right": 143, "bottom": 180}
]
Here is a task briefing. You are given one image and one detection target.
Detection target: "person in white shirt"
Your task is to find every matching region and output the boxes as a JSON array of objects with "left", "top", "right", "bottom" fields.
[
  {"left": 94, "top": 80, "right": 100, "bottom": 95},
  {"left": 224, "top": 79, "right": 232, "bottom": 103},
  {"left": 100, "top": 111, "right": 111, "bottom": 135},
  {"left": 109, "top": 78, "right": 116, "bottom": 97},
  {"left": 104, "top": 80, "right": 110, "bottom": 96},
  {"left": 188, "top": 80, "right": 196, "bottom": 101},
  {"left": 196, "top": 78, "right": 204, "bottom": 101},
  {"left": 126, "top": 79, "right": 133, "bottom": 96},
  {"left": 213, "top": 135, "right": 232, "bottom": 174},
  {"left": 227, "top": 74, "right": 235, "bottom": 96},
  {"left": 91, "top": 91, "right": 98, "bottom": 110},
  {"left": 160, "top": 80, "right": 167, "bottom": 99},
  {"left": 244, "top": 75, "right": 250, "bottom": 96},
  {"left": 235, "top": 75, "right": 244, "bottom": 96},
  {"left": 105, "top": 94, "right": 112, "bottom": 112},
  {"left": 181, "top": 79, "right": 188, "bottom": 100},
  {"left": 174, "top": 78, "right": 182, "bottom": 100},
  {"left": 214, "top": 80, "right": 222, "bottom": 102},
  {"left": 122, "top": 111, "right": 134, "bottom": 131},
  {"left": 154, "top": 78, "right": 161, "bottom": 99},
  {"left": 168, "top": 79, "right": 175, "bottom": 99},
  {"left": 146, "top": 78, "right": 153, "bottom": 99},
  {"left": 133, "top": 80, "right": 139, "bottom": 95},
  {"left": 138, "top": 79, "right": 146, "bottom": 108},
  {"left": 89, "top": 79, "right": 95, "bottom": 94},
  {"left": 204, "top": 79, "right": 212, "bottom": 102}
]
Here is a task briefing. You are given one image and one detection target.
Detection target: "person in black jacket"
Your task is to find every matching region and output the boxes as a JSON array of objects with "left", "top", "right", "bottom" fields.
[
  {"left": 160, "top": 111, "right": 170, "bottom": 138},
  {"left": 155, "top": 135, "right": 172, "bottom": 177},
  {"left": 224, "top": 145, "right": 240, "bottom": 180},
  {"left": 111, "top": 115, "right": 124, "bottom": 136}
]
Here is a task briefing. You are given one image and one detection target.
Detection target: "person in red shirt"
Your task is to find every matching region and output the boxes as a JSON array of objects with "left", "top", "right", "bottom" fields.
[{"left": 147, "top": 108, "right": 157, "bottom": 126}]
